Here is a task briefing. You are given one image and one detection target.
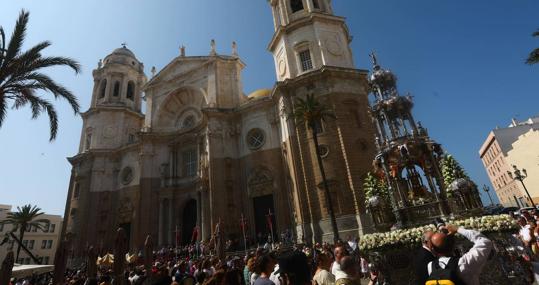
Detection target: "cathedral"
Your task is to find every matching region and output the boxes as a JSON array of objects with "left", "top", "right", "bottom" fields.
[{"left": 61, "top": 0, "right": 377, "bottom": 256}]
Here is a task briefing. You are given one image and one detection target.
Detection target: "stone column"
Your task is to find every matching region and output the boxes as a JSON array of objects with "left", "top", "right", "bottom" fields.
[
  {"left": 168, "top": 197, "right": 174, "bottom": 245},
  {"left": 304, "top": 0, "right": 314, "bottom": 12},
  {"left": 158, "top": 199, "right": 163, "bottom": 245},
  {"left": 271, "top": 5, "right": 280, "bottom": 30},
  {"left": 105, "top": 75, "right": 113, "bottom": 103}
]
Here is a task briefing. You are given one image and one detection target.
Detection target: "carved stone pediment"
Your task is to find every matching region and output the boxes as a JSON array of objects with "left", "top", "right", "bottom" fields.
[{"left": 248, "top": 167, "right": 274, "bottom": 197}]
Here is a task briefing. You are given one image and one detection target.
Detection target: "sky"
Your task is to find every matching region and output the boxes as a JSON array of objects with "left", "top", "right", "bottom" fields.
[{"left": 0, "top": 0, "right": 538, "bottom": 215}]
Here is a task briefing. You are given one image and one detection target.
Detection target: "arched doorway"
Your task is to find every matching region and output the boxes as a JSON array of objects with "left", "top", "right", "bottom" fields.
[{"left": 182, "top": 199, "right": 197, "bottom": 245}]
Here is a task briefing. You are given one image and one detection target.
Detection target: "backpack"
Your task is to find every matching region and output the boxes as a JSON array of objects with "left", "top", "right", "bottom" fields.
[{"left": 425, "top": 257, "right": 465, "bottom": 285}]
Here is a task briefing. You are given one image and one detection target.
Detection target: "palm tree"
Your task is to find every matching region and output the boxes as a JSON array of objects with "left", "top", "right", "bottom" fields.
[
  {"left": 0, "top": 204, "right": 49, "bottom": 261},
  {"left": 526, "top": 29, "right": 539, "bottom": 65},
  {"left": 0, "top": 10, "right": 81, "bottom": 141},
  {"left": 291, "top": 93, "right": 340, "bottom": 242}
]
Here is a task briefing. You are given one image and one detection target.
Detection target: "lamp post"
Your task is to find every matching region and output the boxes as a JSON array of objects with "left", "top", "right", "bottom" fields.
[
  {"left": 482, "top": 185, "right": 494, "bottom": 206},
  {"left": 507, "top": 165, "right": 534, "bottom": 207}
]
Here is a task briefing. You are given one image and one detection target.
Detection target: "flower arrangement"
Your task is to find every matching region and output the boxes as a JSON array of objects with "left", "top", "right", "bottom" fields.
[{"left": 359, "top": 214, "right": 518, "bottom": 251}]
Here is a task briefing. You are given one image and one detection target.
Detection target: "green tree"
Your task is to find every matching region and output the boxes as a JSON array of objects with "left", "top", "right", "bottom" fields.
[
  {"left": 0, "top": 10, "right": 81, "bottom": 141},
  {"left": 291, "top": 94, "right": 340, "bottom": 242},
  {"left": 526, "top": 29, "right": 539, "bottom": 65},
  {"left": 363, "top": 172, "right": 389, "bottom": 206},
  {"left": 0, "top": 204, "right": 49, "bottom": 261},
  {"left": 440, "top": 154, "right": 470, "bottom": 187}
]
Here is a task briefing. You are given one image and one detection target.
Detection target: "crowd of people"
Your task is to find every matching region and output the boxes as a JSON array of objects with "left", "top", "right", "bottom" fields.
[
  {"left": 52, "top": 223, "right": 491, "bottom": 285},
  {"left": 17, "top": 219, "right": 539, "bottom": 285}
]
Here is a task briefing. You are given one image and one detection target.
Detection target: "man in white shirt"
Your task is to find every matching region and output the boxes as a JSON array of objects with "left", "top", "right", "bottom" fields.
[
  {"left": 518, "top": 216, "right": 532, "bottom": 245},
  {"left": 427, "top": 224, "right": 492, "bottom": 285},
  {"left": 331, "top": 246, "right": 348, "bottom": 280}
]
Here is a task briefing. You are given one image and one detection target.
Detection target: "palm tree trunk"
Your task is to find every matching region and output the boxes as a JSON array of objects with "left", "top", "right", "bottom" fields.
[
  {"left": 311, "top": 124, "right": 340, "bottom": 243},
  {"left": 16, "top": 227, "right": 25, "bottom": 261}
]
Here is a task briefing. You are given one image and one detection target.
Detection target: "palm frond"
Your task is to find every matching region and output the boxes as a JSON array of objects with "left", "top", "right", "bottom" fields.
[
  {"left": 0, "top": 27, "right": 6, "bottom": 67},
  {"left": 38, "top": 98, "right": 58, "bottom": 141},
  {"left": 29, "top": 56, "right": 81, "bottom": 74},
  {"left": 26, "top": 72, "right": 80, "bottom": 114},
  {"left": 0, "top": 10, "right": 81, "bottom": 140},
  {"left": 526, "top": 48, "right": 539, "bottom": 65},
  {"left": 0, "top": 94, "right": 6, "bottom": 127},
  {"left": 2, "top": 10, "right": 29, "bottom": 70}
]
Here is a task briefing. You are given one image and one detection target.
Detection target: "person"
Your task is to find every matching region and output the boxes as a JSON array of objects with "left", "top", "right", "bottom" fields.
[
  {"left": 413, "top": 230, "right": 435, "bottom": 285},
  {"left": 269, "top": 263, "right": 281, "bottom": 285},
  {"left": 312, "top": 250, "right": 335, "bottom": 285},
  {"left": 244, "top": 257, "right": 255, "bottom": 285},
  {"left": 335, "top": 256, "right": 359, "bottom": 285},
  {"left": 175, "top": 261, "right": 195, "bottom": 285},
  {"left": 427, "top": 224, "right": 492, "bottom": 285},
  {"left": 254, "top": 254, "right": 277, "bottom": 285},
  {"left": 194, "top": 271, "right": 206, "bottom": 285},
  {"left": 275, "top": 251, "right": 311, "bottom": 285},
  {"left": 518, "top": 216, "right": 533, "bottom": 246},
  {"left": 331, "top": 246, "right": 347, "bottom": 280}
]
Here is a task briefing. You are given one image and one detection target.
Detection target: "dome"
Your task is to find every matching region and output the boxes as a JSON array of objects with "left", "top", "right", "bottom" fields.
[
  {"left": 103, "top": 46, "right": 142, "bottom": 70},
  {"left": 111, "top": 47, "right": 137, "bottom": 59},
  {"left": 247, "top": 89, "right": 272, "bottom": 100}
]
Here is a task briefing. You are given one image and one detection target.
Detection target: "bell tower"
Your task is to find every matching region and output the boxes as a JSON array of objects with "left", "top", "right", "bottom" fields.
[
  {"left": 270, "top": 1, "right": 377, "bottom": 241},
  {"left": 90, "top": 46, "right": 146, "bottom": 112},
  {"left": 79, "top": 46, "right": 146, "bottom": 152},
  {"left": 268, "top": 0, "right": 354, "bottom": 81}
]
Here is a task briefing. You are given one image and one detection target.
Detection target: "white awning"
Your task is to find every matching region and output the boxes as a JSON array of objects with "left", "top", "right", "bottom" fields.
[{"left": 11, "top": 264, "right": 54, "bottom": 278}]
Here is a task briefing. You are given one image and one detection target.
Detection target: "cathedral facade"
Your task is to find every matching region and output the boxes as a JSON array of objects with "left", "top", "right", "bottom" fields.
[{"left": 62, "top": 0, "right": 377, "bottom": 255}]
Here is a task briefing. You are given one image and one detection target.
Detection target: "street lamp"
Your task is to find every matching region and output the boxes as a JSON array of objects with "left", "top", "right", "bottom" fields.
[
  {"left": 482, "top": 185, "right": 494, "bottom": 206},
  {"left": 507, "top": 165, "right": 534, "bottom": 207}
]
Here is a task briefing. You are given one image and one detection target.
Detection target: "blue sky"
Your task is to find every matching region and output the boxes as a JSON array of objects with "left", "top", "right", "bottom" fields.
[{"left": 0, "top": 0, "right": 538, "bottom": 215}]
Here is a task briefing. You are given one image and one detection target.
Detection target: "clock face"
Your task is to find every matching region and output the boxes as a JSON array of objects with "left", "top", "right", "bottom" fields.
[
  {"left": 278, "top": 58, "right": 287, "bottom": 76},
  {"left": 326, "top": 39, "right": 343, "bottom": 56}
]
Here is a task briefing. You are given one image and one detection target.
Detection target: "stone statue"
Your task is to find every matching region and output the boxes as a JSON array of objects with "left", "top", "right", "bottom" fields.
[
  {"left": 180, "top": 45, "right": 186, "bottom": 57},
  {"left": 232, "top": 41, "right": 238, "bottom": 57},
  {"left": 210, "top": 39, "right": 216, "bottom": 55}
]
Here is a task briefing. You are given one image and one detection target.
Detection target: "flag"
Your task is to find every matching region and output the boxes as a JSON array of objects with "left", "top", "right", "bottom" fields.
[
  {"left": 191, "top": 226, "right": 199, "bottom": 244},
  {"left": 266, "top": 212, "right": 273, "bottom": 231}
]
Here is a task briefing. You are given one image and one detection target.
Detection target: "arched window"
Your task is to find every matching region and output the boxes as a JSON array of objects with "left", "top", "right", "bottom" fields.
[
  {"left": 113, "top": 81, "right": 120, "bottom": 97},
  {"left": 299, "top": 49, "right": 313, "bottom": 72},
  {"left": 313, "top": 0, "right": 320, "bottom": 9},
  {"left": 291, "top": 0, "right": 304, "bottom": 13},
  {"left": 126, "top": 81, "right": 135, "bottom": 100},
  {"left": 99, "top": 79, "right": 107, "bottom": 98}
]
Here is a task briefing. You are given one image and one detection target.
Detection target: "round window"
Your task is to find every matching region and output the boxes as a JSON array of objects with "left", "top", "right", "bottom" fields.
[
  {"left": 182, "top": 115, "right": 196, "bottom": 129},
  {"left": 121, "top": 167, "right": 134, "bottom": 185},
  {"left": 246, "top": 129, "right": 266, "bottom": 150},
  {"left": 319, "top": 145, "right": 329, "bottom": 158}
]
